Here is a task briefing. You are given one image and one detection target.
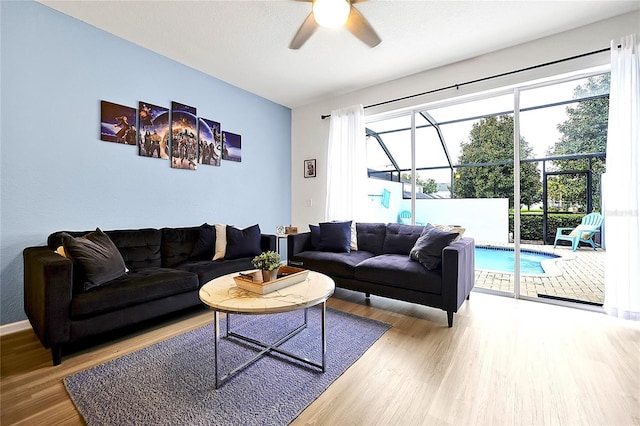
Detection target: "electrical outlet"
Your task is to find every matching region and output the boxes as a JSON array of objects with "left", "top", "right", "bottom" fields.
[{"left": 306, "top": 199, "right": 313, "bottom": 207}]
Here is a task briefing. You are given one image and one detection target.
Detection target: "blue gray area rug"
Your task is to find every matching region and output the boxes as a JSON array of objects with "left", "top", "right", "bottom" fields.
[{"left": 64, "top": 307, "right": 390, "bottom": 425}]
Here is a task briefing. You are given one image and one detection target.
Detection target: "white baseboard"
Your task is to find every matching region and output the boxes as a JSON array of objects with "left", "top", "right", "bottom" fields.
[{"left": 0, "top": 320, "right": 32, "bottom": 336}]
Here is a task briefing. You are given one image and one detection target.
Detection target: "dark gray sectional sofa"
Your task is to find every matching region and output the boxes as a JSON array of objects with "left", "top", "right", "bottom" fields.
[
  {"left": 23, "top": 224, "right": 275, "bottom": 365},
  {"left": 288, "top": 222, "right": 475, "bottom": 327}
]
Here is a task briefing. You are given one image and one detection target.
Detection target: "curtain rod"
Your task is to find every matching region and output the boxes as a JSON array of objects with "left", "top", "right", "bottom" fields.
[{"left": 320, "top": 45, "right": 616, "bottom": 120}]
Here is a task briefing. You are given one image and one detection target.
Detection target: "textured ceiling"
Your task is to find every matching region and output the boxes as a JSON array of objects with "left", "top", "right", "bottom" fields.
[{"left": 39, "top": 0, "right": 639, "bottom": 108}]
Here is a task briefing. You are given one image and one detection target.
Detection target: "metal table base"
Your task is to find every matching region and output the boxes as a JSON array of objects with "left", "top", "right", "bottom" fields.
[{"left": 213, "top": 301, "right": 327, "bottom": 388}]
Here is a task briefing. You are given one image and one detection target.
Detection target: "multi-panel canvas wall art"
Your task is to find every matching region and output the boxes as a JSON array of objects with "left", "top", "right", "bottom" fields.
[
  {"left": 138, "top": 102, "right": 169, "bottom": 159},
  {"left": 198, "top": 118, "right": 222, "bottom": 166},
  {"left": 100, "top": 99, "right": 242, "bottom": 172},
  {"left": 100, "top": 101, "right": 137, "bottom": 145},
  {"left": 222, "top": 131, "right": 242, "bottom": 162},
  {"left": 170, "top": 102, "right": 198, "bottom": 170}
]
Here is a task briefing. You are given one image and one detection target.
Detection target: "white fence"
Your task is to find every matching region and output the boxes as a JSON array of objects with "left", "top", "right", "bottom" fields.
[{"left": 362, "top": 179, "right": 509, "bottom": 243}]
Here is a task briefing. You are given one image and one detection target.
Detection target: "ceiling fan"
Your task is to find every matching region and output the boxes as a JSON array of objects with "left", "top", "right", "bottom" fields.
[{"left": 289, "top": 0, "right": 381, "bottom": 49}]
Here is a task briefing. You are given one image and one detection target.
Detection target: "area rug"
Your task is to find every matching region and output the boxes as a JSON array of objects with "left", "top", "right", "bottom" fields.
[{"left": 64, "top": 307, "right": 391, "bottom": 425}]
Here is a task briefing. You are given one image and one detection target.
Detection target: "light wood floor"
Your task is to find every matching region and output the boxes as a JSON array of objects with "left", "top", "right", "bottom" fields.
[{"left": 2, "top": 290, "right": 639, "bottom": 425}]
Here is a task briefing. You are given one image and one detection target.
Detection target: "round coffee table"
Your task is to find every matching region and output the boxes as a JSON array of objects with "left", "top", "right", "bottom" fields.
[{"left": 199, "top": 270, "right": 335, "bottom": 388}]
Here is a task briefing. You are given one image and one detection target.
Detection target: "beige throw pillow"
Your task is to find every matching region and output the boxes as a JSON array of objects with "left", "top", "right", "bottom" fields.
[
  {"left": 213, "top": 224, "right": 227, "bottom": 260},
  {"left": 351, "top": 221, "right": 358, "bottom": 251},
  {"left": 55, "top": 245, "right": 67, "bottom": 258},
  {"left": 434, "top": 224, "right": 466, "bottom": 241}
]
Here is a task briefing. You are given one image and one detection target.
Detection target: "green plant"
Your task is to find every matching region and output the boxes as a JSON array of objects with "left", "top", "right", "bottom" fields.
[
  {"left": 252, "top": 251, "right": 281, "bottom": 271},
  {"left": 509, "top": 212, "right": 594, "bottom": 243}
]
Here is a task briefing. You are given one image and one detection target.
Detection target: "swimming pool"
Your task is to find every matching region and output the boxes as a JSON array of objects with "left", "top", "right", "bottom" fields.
[{"left": 475, "top": 246, "right": 560, "bottom": 274}]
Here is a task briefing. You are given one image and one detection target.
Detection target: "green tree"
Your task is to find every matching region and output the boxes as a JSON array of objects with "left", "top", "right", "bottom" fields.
[
  {"left": 547, "top": 74, "right": 609, "bottom": 212},
  {"left": 453, "top": 115, "right": 542, "bottom": 209},
  {"left": 401, "top": 173, "right": 438, "bottom": 194},
  {"left": 546, "top": 176, "right": 569, "bottom": 211}
]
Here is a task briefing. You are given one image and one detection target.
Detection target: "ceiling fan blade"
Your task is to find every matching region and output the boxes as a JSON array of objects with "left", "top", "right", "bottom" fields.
[
  {"left": 345, "top": 5, "right": 381, "bottom": 48},
  {"left": 289, "top": 12, "right": 318, "bottom": 49}
]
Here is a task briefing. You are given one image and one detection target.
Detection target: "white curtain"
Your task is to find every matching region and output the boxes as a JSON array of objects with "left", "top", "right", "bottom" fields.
[
  {"left": 603, "top": 34, "right": 640, "bottom": 321},
  {"left": 325, "top": 104, "right": 366, "bottom": 221}
]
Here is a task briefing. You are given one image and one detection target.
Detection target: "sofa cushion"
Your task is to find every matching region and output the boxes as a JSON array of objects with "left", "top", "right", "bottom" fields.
[
  {"left": 105, "top": 228, "right": 162, "bottom": 269},
  {"left": 225, "top": 224, "right": 262, "bottom": 259},
  {"left": 292, "top": 250, "right": 374, "bottom": 279},
  {"left": 161, "top": 226, "right": 200, "bottom": 267},
  {"left": 382, "top": 223, "right": 424, "bottom": 255},
  {"left": 354, "top": 254, "right": 442, "bottom": 294},
  {"left": 190, "top": 223, "right": 217, "bottom": 260},
  {"left": 356, "top": 222, "right": 386, "bottom": 255},
  {"left": 176, "top": 257, "right": 254, "bottom": 285},
  {"left": 318, "top": 221, "right": 352, "bottom": 253},
  {"left": 70, "top": 267, "right": 198, "bottom": 319},
  {"left": 410, "top": 226, "right": 459, "bottom": 270},
  {"left": 61, "top": 228, "right": 127, "bottom": 291}
]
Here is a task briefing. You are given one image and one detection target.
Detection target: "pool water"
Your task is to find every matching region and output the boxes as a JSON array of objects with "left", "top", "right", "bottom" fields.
[{"left": 475, "top": 246, "right": 560, "bottom": 274}]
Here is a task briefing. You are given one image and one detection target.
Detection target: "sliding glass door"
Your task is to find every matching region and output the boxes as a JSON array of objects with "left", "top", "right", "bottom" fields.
[
  {"left": 364, "top": 67, "right": 609, "bottom": 308},
  {"left": 518, "top": 72, "right": 609, "bottom": 305}
]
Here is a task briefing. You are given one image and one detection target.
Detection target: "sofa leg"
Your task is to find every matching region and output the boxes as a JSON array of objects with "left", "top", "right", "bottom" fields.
[
  {"left": 447, "top": 311, "right": 453, "bottom": 328},
  {"left": 466, "top": 294, "right": 470, "bottom": 300},
  {"left": 52, "top": 345, "right": 62, "bottom": 366}
]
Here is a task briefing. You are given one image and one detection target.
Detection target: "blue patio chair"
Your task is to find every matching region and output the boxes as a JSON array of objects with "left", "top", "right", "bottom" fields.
[
  {"left": 398, "top": 210, "right": 424, "bottom": 226},
  {"left": 398, "top": 210, "right": 412, "bottom": 225},
  {"left": 553, "top": 212, "right": 603, "bottom": 251}
]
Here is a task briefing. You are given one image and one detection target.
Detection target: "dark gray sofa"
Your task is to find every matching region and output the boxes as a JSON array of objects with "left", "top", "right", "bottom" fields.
[
  {"left": 23, "top": 224, "right": 276, "bottom": 365},
  {"left": 287, "top": 222, "right": 474, "bottom": 327}
]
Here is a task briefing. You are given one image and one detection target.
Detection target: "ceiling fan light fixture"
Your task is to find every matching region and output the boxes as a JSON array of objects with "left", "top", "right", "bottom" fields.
[{"left": 312, "top": 0, "right": 350, "bottom": 28}]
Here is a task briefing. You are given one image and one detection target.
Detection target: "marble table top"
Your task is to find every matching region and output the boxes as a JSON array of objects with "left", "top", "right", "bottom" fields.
[{"left": 199, "top": 270, "right": 335, "bottom": 314}]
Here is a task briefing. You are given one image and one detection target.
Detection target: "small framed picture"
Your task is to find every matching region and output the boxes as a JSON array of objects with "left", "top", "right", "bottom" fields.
[{"left": 304, "top": 159, "right": 316, "bottom": 178}]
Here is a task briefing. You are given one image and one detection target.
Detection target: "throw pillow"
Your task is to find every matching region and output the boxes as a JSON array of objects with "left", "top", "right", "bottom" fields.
[
  {"left": 318, "top": 221, "right": 352, "bottom": 253},
  {"left": 309, "top": 224, "right": 321, "bottom": 249},
  {"left": 225, "top": 224, "right": 262, "bottom": 260},
  {"left": 190, "top": 223, "right": 217, "bottom": 260},
  {"left": 350, "top": 221, "right": 358, "bottom": 251},
  {"left": 55, "top": 245, "right": 67, "bottom": 258},
  {"left": 434, "top": 224, "right": 466, "bottom": 241},
  {"left": 61, "top": 228, "right": 127, "bottom": 291},
  {"left": 213, "top": 224, "right": 227, "bottom": 260},
  {"left": 409, "top": 226, "right": 459, "bottom": 270}
]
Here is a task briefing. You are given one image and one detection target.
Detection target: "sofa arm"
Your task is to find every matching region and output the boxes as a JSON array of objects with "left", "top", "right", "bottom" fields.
[
  {"left": 23, "top": 246, "right": 73, "bottom": 352},
  {"left": 260, "top": 234, "right": 276, "bottom": 252},
  {"left": 441, "top": 237, "right": 475, "bottom": 321},
  {"left": 287, "top": 232, "right": 312, "bottom": 262}
]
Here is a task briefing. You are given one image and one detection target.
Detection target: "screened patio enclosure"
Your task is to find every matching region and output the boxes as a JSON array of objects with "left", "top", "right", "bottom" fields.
[
  {"left": 364, "top": 73, "right": 608, "bottom": 246},
  {"left": 363, "top": 70, "right": 609, "bottom": 306}
]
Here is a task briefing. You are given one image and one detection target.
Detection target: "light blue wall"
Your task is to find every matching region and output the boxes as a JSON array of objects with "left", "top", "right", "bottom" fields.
[{"left": 0, "top": 1, "right": 292, "bottom": 325}]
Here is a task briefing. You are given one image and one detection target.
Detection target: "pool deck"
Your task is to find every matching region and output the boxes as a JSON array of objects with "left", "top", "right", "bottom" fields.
[{"left": 474, "top": 241, "right": 605, "bottom": 305}]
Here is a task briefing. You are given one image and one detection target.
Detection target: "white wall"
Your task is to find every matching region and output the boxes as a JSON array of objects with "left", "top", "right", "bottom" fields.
[
  {"left": 357, "top": 182, "right": 509, "bottom": 243},
  {"left": 362, "top": 179, "right": 403, "bottom": 224},
  {"left": 407, "top": 199, "right": 510, "bottom": 243},
  {"left": 291, "top": 11, "right": 639, "bottom": 231}
]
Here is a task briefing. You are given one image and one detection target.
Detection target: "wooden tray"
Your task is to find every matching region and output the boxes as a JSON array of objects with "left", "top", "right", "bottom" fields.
[{"left": 233, "top": 266, "right": 309, "bottom": 295}]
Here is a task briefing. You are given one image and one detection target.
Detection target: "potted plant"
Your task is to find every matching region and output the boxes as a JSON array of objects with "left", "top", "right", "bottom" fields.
[{"left": 252, "top": 251, "right": 281, "bottom": 282}]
